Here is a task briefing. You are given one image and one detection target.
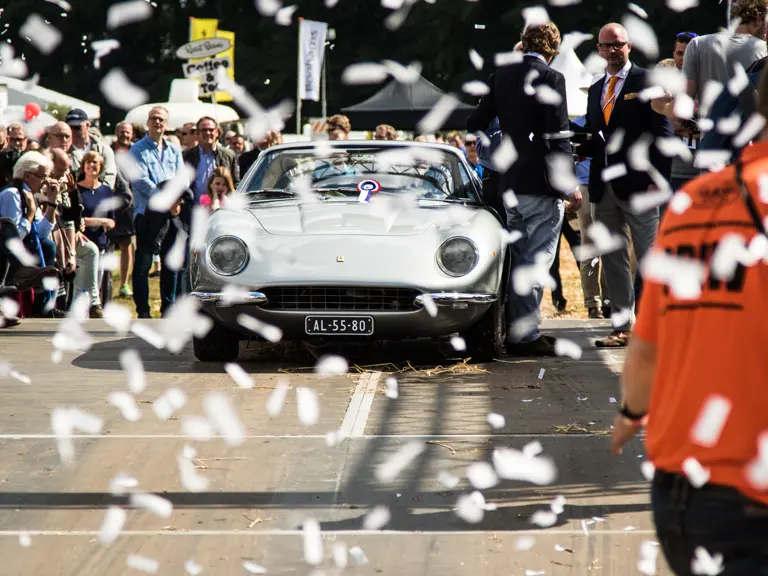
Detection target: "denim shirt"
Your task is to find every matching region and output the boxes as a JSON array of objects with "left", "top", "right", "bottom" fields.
[
  {"left": 193, "top": 146, "right": 217, "bottom": 203},
  {"left": 476, "top": 117, "right": 502, "bottom": 171},
  {"left": 0, "top": 184, "right": 53, "bottom": 240},
  {"left": 129, "top": 135, "right": 184, "bottom": 216}
]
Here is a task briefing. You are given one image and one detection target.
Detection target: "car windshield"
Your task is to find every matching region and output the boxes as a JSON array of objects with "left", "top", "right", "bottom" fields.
[{"left": 243, "top": 145, "right": 481, "bottom": 203}]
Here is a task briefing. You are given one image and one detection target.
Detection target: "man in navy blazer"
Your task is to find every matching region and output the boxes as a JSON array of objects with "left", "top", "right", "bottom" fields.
[
  {"left": 581, "top": 23, "right": 673, "bottom": 348},
  {"left": 468, "top": 21, "right": 582, "bottom": 357}
]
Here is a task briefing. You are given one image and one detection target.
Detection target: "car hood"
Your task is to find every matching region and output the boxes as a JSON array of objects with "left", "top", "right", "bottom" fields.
[{"left": 248, "top": 200, "right": 482, "bottom": 236}]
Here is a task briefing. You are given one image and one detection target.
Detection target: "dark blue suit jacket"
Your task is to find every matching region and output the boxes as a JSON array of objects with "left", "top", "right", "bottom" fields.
[{"left": 583, "top": 63, "right": 674, "bottom": 203}]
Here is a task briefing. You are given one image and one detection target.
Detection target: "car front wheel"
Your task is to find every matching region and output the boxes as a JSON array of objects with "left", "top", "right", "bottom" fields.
[
  {"left": 193, "top": 320, "right": 241, "bottom": 362},
  {"left": 461, "top": 291, "right": 505, "bottom": 363}
]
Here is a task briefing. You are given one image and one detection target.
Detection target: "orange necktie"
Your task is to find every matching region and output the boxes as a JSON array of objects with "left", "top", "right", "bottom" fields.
[{"left": 602, "top": 75, "right": 619, "bottom": 124}]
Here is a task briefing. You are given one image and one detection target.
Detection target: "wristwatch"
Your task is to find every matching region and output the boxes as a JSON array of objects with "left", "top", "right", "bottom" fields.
[{"left": 619, "top": 401, "right": 647, "bottom": 423}]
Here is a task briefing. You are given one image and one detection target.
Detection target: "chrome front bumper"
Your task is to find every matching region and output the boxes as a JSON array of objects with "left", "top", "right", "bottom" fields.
[
  {"left": 414, "top": 293, "right": 497, "bottom": 307},
  {"left": 190, "top": 291, "right": 268, "bottom": 306}
]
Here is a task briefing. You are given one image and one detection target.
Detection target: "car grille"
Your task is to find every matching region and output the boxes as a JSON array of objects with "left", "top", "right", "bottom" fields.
[{"left": 260, "top": 286, "right": 420, "bottom": 311}]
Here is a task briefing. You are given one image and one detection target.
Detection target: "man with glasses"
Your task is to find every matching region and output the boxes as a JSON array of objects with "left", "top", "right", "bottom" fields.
[
  {"left": 112, "top": 122, "right": 134, "bottom": 153},
  {"left": 6, "top": 123, "right": 27, "bottom": 152},
  {"left": 183, "top": 116, "right": 238, "bottom": 206},
  {"left": 178, "top": 123, "right": 198, "bottom": 151},
  {"left": 65, "top": 109, "right": 116, "bottom": 189},
  {"left": 581, "top": 23, "right": 673, "bottom": 348},
  {"left": 47, "top": 122, "right": 73, "bottom": 152},
  {"left": 673, "top": 32, "right": 697, "bottom": 71},
  {"left": 129, "top": 106, "right": 186, "bottom": 318}
]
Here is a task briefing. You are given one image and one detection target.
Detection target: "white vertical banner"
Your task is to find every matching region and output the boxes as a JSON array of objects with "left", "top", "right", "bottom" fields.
[{"left": 298, "top": 19, "right": 328, "bottom": 102}]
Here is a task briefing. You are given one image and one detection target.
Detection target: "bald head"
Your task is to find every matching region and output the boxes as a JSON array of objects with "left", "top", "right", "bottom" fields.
[
  {"left": 597, "top": 22, "right": 632, "bottom": 74},
  {"left": 48, "top": 147, "right": 70, "bottom": 178}
]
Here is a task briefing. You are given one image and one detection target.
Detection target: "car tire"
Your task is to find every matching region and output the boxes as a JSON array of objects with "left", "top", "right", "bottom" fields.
[
  {"left": 193, "top": 320, "right": 241, "bottom": 362},
  {"left": 462, "top": 290, "right": 505, "bottom": 363}
]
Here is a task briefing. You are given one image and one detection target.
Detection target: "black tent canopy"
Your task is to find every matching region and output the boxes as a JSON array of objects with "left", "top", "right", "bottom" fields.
[{"left": 341, "top": 75, "right": 477, "bottom": 132}]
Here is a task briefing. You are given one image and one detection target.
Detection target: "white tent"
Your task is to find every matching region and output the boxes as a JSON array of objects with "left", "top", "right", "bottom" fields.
[
  {"left": 124, "top": 79, "right": 239, "bottom": 131},
  {"left": 0, "top": 75, "right": 100, "bottom": 119},
  {"left": 550, "top": 48, "right": 593, "bottom": 118}
]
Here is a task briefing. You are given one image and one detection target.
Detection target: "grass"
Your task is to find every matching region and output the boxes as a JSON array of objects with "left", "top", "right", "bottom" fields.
[{"left": 110, "top": 241, "right": 589, "bottom": 320}]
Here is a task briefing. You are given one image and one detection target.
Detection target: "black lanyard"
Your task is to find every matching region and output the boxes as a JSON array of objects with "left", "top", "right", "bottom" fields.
[{"left": 733, "top": 160, "right": 768, "bottom": 236}]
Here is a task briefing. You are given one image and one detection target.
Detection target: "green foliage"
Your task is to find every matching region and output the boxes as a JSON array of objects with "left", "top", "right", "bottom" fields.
[
  {"left": 2, "top": 0, "right": 728, "bottom": 129},
  {"left": 44, "top": 102, "right": 71, "bottom": 121}
]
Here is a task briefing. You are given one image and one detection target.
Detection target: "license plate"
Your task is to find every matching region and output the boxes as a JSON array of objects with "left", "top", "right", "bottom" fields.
[{"left": 305, "top": 316, "right": 374, "bottom": 336}]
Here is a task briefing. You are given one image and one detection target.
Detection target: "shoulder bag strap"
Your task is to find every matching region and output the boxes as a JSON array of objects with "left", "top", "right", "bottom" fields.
[{"left": 733, "top": 159, "right": 767, "bottom": 236}]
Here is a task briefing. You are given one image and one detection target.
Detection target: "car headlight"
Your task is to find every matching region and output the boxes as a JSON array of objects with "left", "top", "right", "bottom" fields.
[
  {"left": 208, "top": 236, "right": 249, "bottom": 276},
  {"left": 437, "top": 237, "right": 478, "bottom": 277}
]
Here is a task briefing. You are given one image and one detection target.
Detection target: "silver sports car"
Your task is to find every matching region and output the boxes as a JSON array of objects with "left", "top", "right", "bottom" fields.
[{"left": 190, "top": 141, "right": 508, "bottom": 362}]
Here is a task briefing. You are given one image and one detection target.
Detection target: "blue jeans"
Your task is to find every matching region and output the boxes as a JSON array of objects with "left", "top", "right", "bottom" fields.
[
  {"left": 132, "top": 212, "right": 181, "bottom": 317},
  {"left": 505, "top": 195, "right": 564, "bottom": 343},
  {"left": 652, "top": 470, "right": 768, "bottom": 575}
]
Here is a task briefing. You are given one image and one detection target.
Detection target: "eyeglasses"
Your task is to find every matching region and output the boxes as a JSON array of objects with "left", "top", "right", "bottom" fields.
[
  {"left": 598, "top": 42, "right": 628, "bottom": 51},
  {"left": 199, "top": 128, "right": 216, "bottom": 134},
  {"left": 465, "top": 140, "right": 477, "bottom": 147},
  {"left": 676, "top": 32, "right": 698, "bottom": 40},
  {"left": 51, "top": 133, "right": 71, "bottom": 140},
  {"left": 148, "top": 116, "right": 167, "bottom": 123}
]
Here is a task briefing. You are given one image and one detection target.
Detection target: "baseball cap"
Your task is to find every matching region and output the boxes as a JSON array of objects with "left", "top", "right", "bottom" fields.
[{"left": 65, "top": 108, "right": 88, "bottom": 126}]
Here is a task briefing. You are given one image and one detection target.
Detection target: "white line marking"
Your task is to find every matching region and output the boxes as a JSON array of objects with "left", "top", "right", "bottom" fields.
[
  {"left": 0, "top": 433, "right": 622, "bottom": 440},
  {"left": 338, "top": 371, "right": 381, "bottom": 438},
  {"left": 0, "top": 529, "right": 656, "bottom": 537}
]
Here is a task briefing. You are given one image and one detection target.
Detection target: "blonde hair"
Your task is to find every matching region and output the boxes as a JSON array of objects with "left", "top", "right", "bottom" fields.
[{"left": 82, "top": 150, "right": 105, "bottom": 173}]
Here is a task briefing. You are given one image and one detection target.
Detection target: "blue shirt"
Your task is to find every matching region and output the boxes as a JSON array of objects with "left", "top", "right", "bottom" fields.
[
  {"left": 0, "top": 184, "right": 53, "bottom": 240},
  {"left": 129, "top": 135, "right": 184, "bottom": 216},
  {"left": 571, "top": 115, "right": 590, "bottom": 185},
  {"left": 476, "top": 117, "right": 502, "bottom": 171},
  {"left": 78, "top": 183, "right": 114, "bottom": 250},
  {"left": 193, "top": 146, "right": 216, "bottom": 203}
]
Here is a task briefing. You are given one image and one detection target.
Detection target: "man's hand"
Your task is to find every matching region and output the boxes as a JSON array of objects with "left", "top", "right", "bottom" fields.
[
  {"left": 78, "top": 219, "right": 86, "bottom": 233},
  {"left": 611, "top": 413, "right": 642, "bottom": 456},
  {"left": 651, "top": 92, "right": 676, "bottom": 120},
  {"left": 101, "top": 218, "right": 116, "bottom": 231},
  {"left": 64, "top": 173, "right": 77, "bottom": 193},
  {"left": 44, "top": 179, "right": 61, "bottom": 203},
  {"left": 566, "top": 189, "right": 583, "bottom": 213},
  {"left": 169, "top": 199, "right": 183, "bottom": 217}
]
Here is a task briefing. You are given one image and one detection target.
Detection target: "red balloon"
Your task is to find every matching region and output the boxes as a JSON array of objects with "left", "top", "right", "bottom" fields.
[{"left": 24, "top": 102, "right": 42, "bottom": 121}]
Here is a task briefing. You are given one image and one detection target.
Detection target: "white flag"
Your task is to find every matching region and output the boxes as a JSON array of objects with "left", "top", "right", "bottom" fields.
[{"left": 298, "top": 19, "right": 328, "bottom": 102}]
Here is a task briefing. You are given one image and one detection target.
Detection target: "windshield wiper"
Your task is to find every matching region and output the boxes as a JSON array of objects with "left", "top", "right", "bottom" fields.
[{"left": 247, "top": 188, "right": 298, "bottom": 197}]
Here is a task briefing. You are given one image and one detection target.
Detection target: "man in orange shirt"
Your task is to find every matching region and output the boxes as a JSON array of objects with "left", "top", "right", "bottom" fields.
[{"left": 611, "top": 68, "right": 768, "bottom": 573}]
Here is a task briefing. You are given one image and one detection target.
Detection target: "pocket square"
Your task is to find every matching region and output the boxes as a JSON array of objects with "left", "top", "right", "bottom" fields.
[{"left": 624, "top": 92, "right": 638, "bottom": 100}]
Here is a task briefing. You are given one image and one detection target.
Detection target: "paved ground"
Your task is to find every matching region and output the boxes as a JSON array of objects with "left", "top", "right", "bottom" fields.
[{"left": 0, "top": 318, "right": 671, "bottom": 575}]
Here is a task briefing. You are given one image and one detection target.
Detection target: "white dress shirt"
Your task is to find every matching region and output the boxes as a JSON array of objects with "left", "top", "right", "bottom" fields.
[{"left": 600, "top": 59, "right": 632, "bottom": 106}]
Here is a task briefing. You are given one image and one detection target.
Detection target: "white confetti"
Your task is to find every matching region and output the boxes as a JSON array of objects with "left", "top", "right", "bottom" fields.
[
  {"left": 99, "top": 506, "right": 126, "bottom": 545},
  {"left": 148, "top": 164, "right": 195, "bottom": 212},
  {"left": 699, "top": 81, "right": 724, "bottom": 117},
  {"left": 5, "top": 238, "right": 37, "bottom": 266},
  {"left": 487, "top": 412, "right": 505, "bottom": 429},
  {"left": 108, "top": 391, "right": 141, "bottom": 422},
  {"left": 523, "top": 69, "right": 540, "bottom": 96},
  {"left": 638, "top": 540, "right": 659, "bottom": 575},
  {"left": 91, "top": 38, "right": 120, "bottom": 69},
  {"left": 538, "top": 368, "right": 545, "bottom": 379},
  {"left": 554, "top": 338, "right": 582, "bottom": 360},
  {"left": 184, "top": 559, "right": 202, "bottom": 575},
  {"left": 255, "top": 0, "right": 281, "bottom": 16},
  {"left": 181, "top": 415, "right": 215, "bottom": 441},
  {"left": 640, "top": 250, "right": 706, "bottom": 300},
  {"left": 45, "top": 0, "right": 72, "bottom": 9},
  {"left": 469, "top": 49, "right": 484, "bottom": 70},
  {"left": 178, "top": 453, "right": 209, "bottom": 493},
  {"left": 362, "top": 505, "right": 391, "bottom": 530},
  {"left": 494, "top": 50, "right": 524, "bottom": 67},
  {"left": 130, "top": 492, "right": 172, "bottom": 518},
  {"left": 503, "top": 190, "right": 519, "bottom": 209},
  {"left": 535, "top": 84, "right": 563, "bottom": 105},
  {"left": 189, "top": 205, "right": 209, "bottom": 251},
  {"left": 466, "top": 461, "right": 499, "bottom": 490},
  {"left": 243, "top": 561, "right": 266, "bottom": 574},
  {"left": 462, "top": 80, "right": 490, "bottom": 96},
  {"left": 628, "top": 2, "right": 648, "bottom": 17},
  {"left": 341, "top": 63, "right": 389, "bottom": 85},
  {"left": 20, "top": 14, "right": 62, "bottom": 54},
  {"left": 314, "top": 355, "right": 348, "bottom": 377},
  {"left": 450, "top": 335, "right": 466, "bottom": 351},
  {"left": 19, "top": 532, "right": 31, "bottom": 547},
  {"left": 547, "top": 153, "right": 579, "bottom": 194},
  {"left": 694, "top": 150, "right": 732, "bottom": 172},
  {"left": 203, "top": 391, "right": 245, "bottom": 446},
  {"left": 236, "top": 313, "right": 282, "bottom": 343},
  {"left": 107, "top": 0, "right": 152, "bottom": 28},
  {"left": 716, "top": 113, "right": 742, "bottom": 135},
  {"left": 492, "top": 447, "right": 557, "bottom": 485},
  {"left": 691, "top": 547, "right": 724, "bottom": 575},
  {"left": 601, "top": 163, "right": 628, "bottom": 182},
  {"left": 152, "top": 387, "right": 187, "bottom": 420},
  {"left": 375, "top": 440, "right": 425, "bottom": 482},
  {"left": 583, "top": 52, "right": 608, "bottom": 75},
  {"left": 438, "top": 469, "right": 460, "bottom": 488},
  {"left": 126, "top": 554, "right": 159, "bottom": 574},
  {"left": 349, "top": 546, "right": 368, "bottom": 565},
  {"left": 550, "top": 494, "right": 566, "bottom": 514},
  {"left": 267, "top": 378, "right": 290, "bottom": 416},
  {"left": 417, "top": 94, "right": 459, "bottom": 135},
  {"left": 611, "top": 308, "right": 633, "bottom": 329},
  {"left": 296, "top": 387, "right": 320, "bottom": 426},
  {"left": 676, "top": 95, "right": 696, "bottom": 124},
  {"left": 500, "top": 229, "right": 523, "bottom": 246},
  {"left": 164, "top": 230, "right": 188, "bottom": 272},
  {"left": 622, "top": 14, "right": 658, "bottom": 59},
  {"left": 275, "top": 5, "right": 297, "bottom": 25},
  {"left": 303, "top": 518, "right": 323, "bottom": 565},
  {"left": 690, "top": 394, "right": 731, "bottom": 448},
  {"left": 531, "top": 509, "right": 557, "bottom": 527},
  {"left": 385, "top": 376, "right": 399, "bottom": 399},
  {"left": 728, "top": 62, "right": 749, "bottom": 96},
  {"left": 522, "top": 6, "right": 550, "bottom": 28},
  {"left": 523, "top": 440, "right": 543, "bottom": 457},
  {"left": 682, "top": 457, "right": 710, "bottom": 488},
  {"left": 733, "top": 113, "right": 767, "bottom": 149},
  {"left": 383, "top": 60, "right": 422, "bottom": 84},
  {"left": 655, "top": 137, "right": 692, "bottom": 161},
  {"left": 515, "top": 536, "right": 536, "bottom": 550},
  {"left": 100, "top": 68, "right": 149, "bottom": 110},
  {"left": 118, "top": 349, "right": 145, "bottom": 393},
  {"left": 224, "top": 362, "right": 254, "bottom": 390},
  {"left": 130, "top": 321, "right": 166, "bottom": 349},
  {"left": 332, "top": 542, "right": 348, "bottom": 569},
  {"left": 455, "top": 491, "right": 486, "bottom": 524},
  {"left": 109, "top": 473, "right": 138, "bottom": 495},
  {"left": 667, "top": 0, "right": 698, "bottom": 10},
  {"left": 1, "top": 297, "right": 20, "bottom": 320},
  {"left": 421, "top": 293, "right": 438, "bottom": 317}
]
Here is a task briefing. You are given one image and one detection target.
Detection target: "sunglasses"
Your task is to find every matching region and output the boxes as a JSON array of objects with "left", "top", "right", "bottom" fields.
[
  {"left": 465, "top": 140, "right": 477, "bottom": 146},
  {"left": 598, "top": 42, "right": 628, "bottom": 51},
  {"left": 676, "top": 32, "right": 698, "bottom": 39}
]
